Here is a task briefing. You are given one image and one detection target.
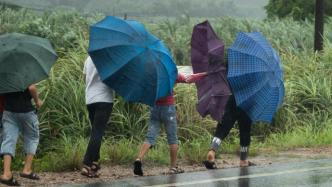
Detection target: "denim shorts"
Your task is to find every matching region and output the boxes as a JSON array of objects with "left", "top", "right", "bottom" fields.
[
  {"left": 145, "top": 105, "right": 178, "bottom": 145},
  {"left": 0, "top": 111, "right": 40, "bottom": 157}
]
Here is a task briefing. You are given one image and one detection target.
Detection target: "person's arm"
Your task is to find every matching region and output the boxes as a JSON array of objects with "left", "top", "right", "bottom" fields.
[
  {"left": 28, "top": 84, "right": 43, "bottom": 109},
  {"left": 185, "top": 72, "right": 208, "bottom": 83},
  {"left": 175, "top": 73, "right": 186, "bottom": 83}
]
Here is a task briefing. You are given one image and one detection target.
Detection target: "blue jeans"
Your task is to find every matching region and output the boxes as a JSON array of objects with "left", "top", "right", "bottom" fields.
[
  {"left": 0, "top": 111, "right": 40, "bottom": 157},
  {"left": 145, "top": 105, "right": 178, "bottom": 145}
]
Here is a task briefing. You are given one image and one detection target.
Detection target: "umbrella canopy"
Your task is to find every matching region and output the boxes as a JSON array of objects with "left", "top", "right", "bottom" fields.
[
  {"left": 227, "top": 32, "right": 284, "bottom": 123},
  {"left": 191, "top": 20, "right": 231, "bottom": 122},
  {"left": 0, "top": 33, "right": 57, "bottom": 94},
  {"left": 88, "top": 16, "right": 177, "bottom": 106}
]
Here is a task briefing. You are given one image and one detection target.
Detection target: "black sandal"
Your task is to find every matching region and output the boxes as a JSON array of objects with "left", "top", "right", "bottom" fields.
[
  {"left": 19, "top": 172, "right": 40, "bottom": 180},
  {"left": 81, "top": 166, "right": 99, "bottom": 178},
  {"left": 203, "top": 160, "right": 218, "bottom": 169},
  {"left": 0, "top": 177, "right": 20, "bottom": 186},
  {"left": 168, "top": 167, "right": 184, "bottom": 174},
  {"left": 91, "top": 162, "right": 101, "bottom": 172}
]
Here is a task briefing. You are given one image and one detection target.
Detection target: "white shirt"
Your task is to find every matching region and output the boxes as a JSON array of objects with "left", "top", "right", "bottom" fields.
[{"left": 83, "top": 56, "right": 114, "bottom": 104}]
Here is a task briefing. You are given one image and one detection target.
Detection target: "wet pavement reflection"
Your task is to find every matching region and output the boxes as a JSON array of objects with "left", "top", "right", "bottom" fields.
[{"left": 61, "top": 159, "right": 332, "bottom": 187}]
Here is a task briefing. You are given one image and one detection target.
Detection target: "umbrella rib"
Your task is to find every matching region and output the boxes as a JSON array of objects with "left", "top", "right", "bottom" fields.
[
  {"left": 228, "top": 68, "right": 276, "bottom": 78},
  {"left": 19, "top": 40, "right": 57, "bottom": 55},
  {"left": 91, "top": 26, "right": 137, "bottom": 41},
  {"left": 16, "top": 47, "right": 55, "bottom": 76},
  {"left": 252, "top": 86, "right": 280, "bottom": 122},
  {"left": 241, "top": 32, "right": 274, "bottom": 59},
  {"left": 150, "top": 49, "right": 175, "bottom": 93},
  {"left": 102, "top": 47, "right": 146, "bottom": 79},
  {"left": 229, "top": 48, "right": 273, "bottom": 70},
  {"left": 233, "top": 73, "right": 271, "bottom": 104}
]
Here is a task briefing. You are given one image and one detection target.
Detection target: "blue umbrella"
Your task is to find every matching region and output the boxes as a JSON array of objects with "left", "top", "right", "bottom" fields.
[
  {"left": 88, "top": 16, "right": 177, "bottom": 106},
  {"left": 227, "top": 32, "right": 284, "bottom": 123}
]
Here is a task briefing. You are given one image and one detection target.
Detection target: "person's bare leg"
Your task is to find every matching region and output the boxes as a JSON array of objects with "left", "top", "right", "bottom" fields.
[
  {"left": 169, "top": 144, "right": 178, "bottom": 168},
  {"left": 136, "top": 142, "right": 151, "bottom": 161},
  {"left": 22, "top": 154, "right": 34, "bottom": 174},
  {"left": 1, "top": 155, "right": 12, "bottom": 180}
]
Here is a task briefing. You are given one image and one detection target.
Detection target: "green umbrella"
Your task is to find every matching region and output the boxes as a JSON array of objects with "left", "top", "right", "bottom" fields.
[{"left": 0, "top": 33, "right": 57, "bottom": 94}]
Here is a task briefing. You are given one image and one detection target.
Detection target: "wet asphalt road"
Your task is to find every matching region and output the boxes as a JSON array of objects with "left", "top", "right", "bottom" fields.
[{"left": 62, "top": 159, "right": 332, "bottom": 187}]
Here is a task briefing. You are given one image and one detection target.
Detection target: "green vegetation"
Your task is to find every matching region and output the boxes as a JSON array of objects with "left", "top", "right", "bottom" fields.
[
  {"left": 265, "top": 0, "right": 332, "bottom": 20},
  {"left": 1, "top": 0, "right": 267, "bottom": 18},
  {"left": 0, "top": 7, "right": 331, "bottom": 171}
]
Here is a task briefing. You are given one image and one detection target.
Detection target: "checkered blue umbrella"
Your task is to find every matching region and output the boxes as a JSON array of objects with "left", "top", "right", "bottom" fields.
[{"left": 227, "top": 32, "right": 284, "bottom": 123}]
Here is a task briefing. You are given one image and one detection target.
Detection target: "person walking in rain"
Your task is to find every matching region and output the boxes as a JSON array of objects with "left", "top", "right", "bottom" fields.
[
  {"left": 203, "top": 94, "right": 253, "bottom": 169},
  {"left": 203, "top": 31, "right": 284, "bottom": 169},
  {"left": 0, "top": 84, "right": 42, "bottom": 186},
  {"left": 81, "top": 56, "right": 114, "bottom": 178},
  {"left": 133, "top": 72, "right": 206, "bottom": 176}
]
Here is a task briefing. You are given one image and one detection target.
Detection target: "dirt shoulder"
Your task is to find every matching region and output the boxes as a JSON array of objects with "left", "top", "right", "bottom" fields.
[{"left": 6, "top": 145, "right": 332, "bottom": 187}]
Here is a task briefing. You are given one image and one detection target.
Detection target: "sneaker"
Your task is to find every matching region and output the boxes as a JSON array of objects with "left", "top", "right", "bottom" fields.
[{"left": 133, "top": 160, "right": 143, "bottom": 176}]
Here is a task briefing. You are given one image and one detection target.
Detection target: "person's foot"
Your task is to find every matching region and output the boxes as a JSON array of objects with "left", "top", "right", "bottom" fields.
[
  {"left": 133, "top": 159, "right": 143, "bottom": 176},
  {"left": 0, "top": 174, "right": 13, "bottom": 181},
  {"left": 207, "top": 149, "right": 216, "bottom": 161},
  {"left": 81, "top": 165, "right": 99, "bottom": 178},
  {"left": 91, "top": 162, "right": 101, "bottom": 172},
  {"left": 19, "top": 172, "right": 40, "bottom": 180},
  {"left": 240, "top": 160, "right": 256, "bottom": 167},
  {"left": 168, "top": 166, "right": 184, "bottom": 174},
  {"left": 203, "top": 150, "right": 217, "bottom": 169},
  {"left": 0, "top": 174, "right": 20, "bottom": 186}
]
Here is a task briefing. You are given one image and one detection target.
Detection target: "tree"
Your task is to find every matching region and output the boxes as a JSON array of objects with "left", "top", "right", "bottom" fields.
[{"left": 265, "top": 0, "right": 332, "bottom": 20}]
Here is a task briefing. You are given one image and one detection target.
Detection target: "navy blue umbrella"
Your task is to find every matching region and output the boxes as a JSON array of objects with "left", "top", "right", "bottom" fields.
[
  {"left": 227, "top": 32, "right": 284, "bottom": 123},
  {"left": 88, "top": 16, "right": 177, "bottom": 106}
]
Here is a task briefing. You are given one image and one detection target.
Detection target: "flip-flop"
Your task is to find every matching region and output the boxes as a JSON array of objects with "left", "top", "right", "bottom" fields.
[
  {"left": 19, "top": 172, "right": 40, "bottom": 180},
  {"left": 203, "top": 160, "right": 217, "bottom": 169},
  {"left": 0, "top": 177, "right": 20, "bottom": 186}
]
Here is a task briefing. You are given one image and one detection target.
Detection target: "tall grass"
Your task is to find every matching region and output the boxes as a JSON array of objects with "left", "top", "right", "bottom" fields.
[{"left": 0, "top": 8, "right": 332, "bottom": 171}]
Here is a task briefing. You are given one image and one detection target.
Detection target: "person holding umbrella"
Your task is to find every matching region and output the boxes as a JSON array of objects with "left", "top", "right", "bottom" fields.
[
  {"left": 0, "top": 84, "right": 43, "bottom": 185},
  {"left": 81, "top": 56, "right": 114, "bottom": 178},
  {"left": 133, "top": 72, "right": 206, "bottom": 176},
  {"left": 0, "top": 33, "right": 57, "bottom": 185},
  {"left": 203, "top": 94, "right": 253, "bottom": 169},
  {"left": 203, "top": 32, "right": 284, "bottom": 169},
  {"left": 87, "top": 16, "right": 206, "bottom": 175}
]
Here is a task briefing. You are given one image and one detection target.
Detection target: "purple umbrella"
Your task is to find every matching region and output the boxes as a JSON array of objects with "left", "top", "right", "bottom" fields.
[{"left": 191, "top": 20, "right": 232, "bottom": 122}]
